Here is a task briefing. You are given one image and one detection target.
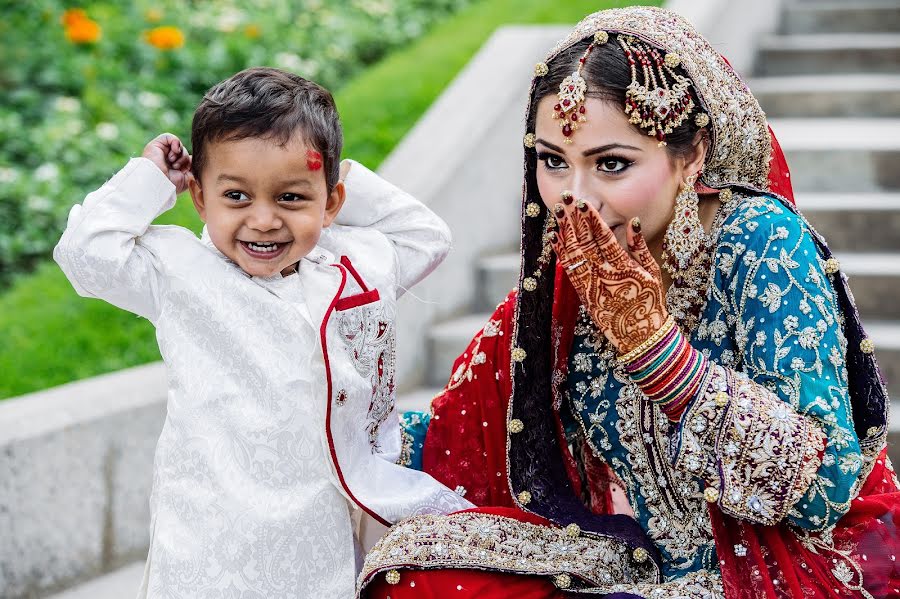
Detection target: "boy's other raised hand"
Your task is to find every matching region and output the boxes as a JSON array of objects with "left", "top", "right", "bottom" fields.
[{"left": 142, "top": 133, "right": 193, "bottom": 194}]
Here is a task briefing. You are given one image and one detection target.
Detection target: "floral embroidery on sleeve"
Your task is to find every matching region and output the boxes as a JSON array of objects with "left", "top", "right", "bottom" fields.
[{"left": 691, "top": 196, "right": 861, "bottom": 530}]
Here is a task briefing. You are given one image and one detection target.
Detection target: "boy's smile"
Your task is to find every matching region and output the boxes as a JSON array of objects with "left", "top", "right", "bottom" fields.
[{"left": 189, "top": 136, "right": 344, "bottom": 277}]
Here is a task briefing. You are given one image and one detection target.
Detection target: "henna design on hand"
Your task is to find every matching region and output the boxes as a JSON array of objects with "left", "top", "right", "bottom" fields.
[{"left": 552, "top": 201, "right": 668, "bottom": 355}]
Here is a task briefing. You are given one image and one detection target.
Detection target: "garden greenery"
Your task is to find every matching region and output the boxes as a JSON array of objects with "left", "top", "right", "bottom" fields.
[{"left": 0, "top": 0, "right": 475, "bottom": 287}]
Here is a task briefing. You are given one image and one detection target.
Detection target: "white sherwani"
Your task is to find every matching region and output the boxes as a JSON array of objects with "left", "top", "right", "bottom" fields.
[{"left": 54, "top": 158, "right": 473, "bottom": 598}]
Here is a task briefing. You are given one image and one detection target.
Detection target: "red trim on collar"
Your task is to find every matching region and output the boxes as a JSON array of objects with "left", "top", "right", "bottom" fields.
[{"left": 340, "top": 255, "right": 369, "bottom": 291}]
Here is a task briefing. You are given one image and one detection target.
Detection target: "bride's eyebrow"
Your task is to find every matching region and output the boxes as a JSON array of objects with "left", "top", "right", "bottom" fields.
[
  {"left": 535, "top": 139, "right": 642, "bottom": 156},
  {"left": 535, "top": 139, "right": 565, "bottom": 153},
  {"left": 583, "top": 143, "right": 642, "bottom": 157}
]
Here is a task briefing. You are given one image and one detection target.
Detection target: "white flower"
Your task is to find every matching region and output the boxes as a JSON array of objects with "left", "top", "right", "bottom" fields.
[
  {"left": 138, "top": 91, "right": 164, "bottom": 109},
  {"left": 274, "top": 52, "right": 320, "bottom": 76},
  {"left": 26, "top": 195, "right": 53, "bottom": 211},
  {"left": 783, "top": 315, "right": 799, "bottom": 330},
  {"left": 53, "top": 96, "right": 80, "bottom": 113},
  {"left": 95, "top": 122, "right": 119, "bottom": 141},
  {"left": 215, "top": 8, "right": 245, "bottom": 32},
  {"left": 34, "top": 163, "right": 60, "bottom": 182},
  {"left": 774, "top": 226, "right": 789, "bottom": 239},
  {"left": 0, "top": 167, "right": 19, "bottom": 183}
]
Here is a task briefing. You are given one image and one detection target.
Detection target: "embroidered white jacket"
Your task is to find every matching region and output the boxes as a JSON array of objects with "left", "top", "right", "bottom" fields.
[{"left": 54, "top": 158, "right": 473, "bottom": 599}]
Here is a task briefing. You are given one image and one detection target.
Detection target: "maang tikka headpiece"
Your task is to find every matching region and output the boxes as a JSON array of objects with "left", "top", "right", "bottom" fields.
[
  {"left": 618, "top": 35, "right": 695, "bottom": 146},
  {"left": 552, "top": 31, "right": 609, "bottom": 143},
  {"left": 548, "top": 30, "right": 696, "bottom": 146}
]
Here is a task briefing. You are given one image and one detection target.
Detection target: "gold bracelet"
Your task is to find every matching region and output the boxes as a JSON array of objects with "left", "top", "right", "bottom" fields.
[{"left": 617, "top": 315, "right": 676, "bottom": 365}]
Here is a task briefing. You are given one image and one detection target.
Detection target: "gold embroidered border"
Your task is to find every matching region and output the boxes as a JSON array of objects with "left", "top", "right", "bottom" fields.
[
  {"left": 675, "top": 364, "right": 826, "bottom": 526},
  {"left": 359, "top": 512, "right": 657, "bottom": 591}
]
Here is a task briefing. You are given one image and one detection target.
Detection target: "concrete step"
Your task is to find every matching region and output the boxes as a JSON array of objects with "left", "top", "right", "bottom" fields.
[
  {"left": 756, "top": 33, "right": 900, "bottom": 76},
  {"left": 888, "top": 398, "right": 900, "bottom": 470},
  {"left": 477, "top": 252, "right": 520, "bottom": 311},
  {"left": 839, "top": 253, "right": 900, "bottom": 321},
  {"left": 427, "top": 313, "right": 494, "bottom": 386},
  {"left": 396, "top": 387, "right": 443, "bottom": 413},
  {"left": 800, "top": 192, "right": 900, "bottom": 252},
  {"left": 751, "top": 74, "right": 900, "bottom": 118},
  {"left": 770, "top": 118, "right": 900, "bottom": 191},
  {"left": 781, "top": 2, "right": 900, "bottom": 35},
  {"left": 867, "top": 321, "right": 900, "bottom": 398},
  {"left": 46, "top": 561, "right": 144, "bottom": 599}
]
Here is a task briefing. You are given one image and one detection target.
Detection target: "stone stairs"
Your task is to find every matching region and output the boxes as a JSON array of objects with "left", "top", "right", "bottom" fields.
[{"left": 412, "top": 0, "right": 900, "bottom": 447}]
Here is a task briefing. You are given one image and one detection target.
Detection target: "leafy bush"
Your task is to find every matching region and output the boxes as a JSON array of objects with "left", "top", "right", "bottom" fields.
[{"left": 0, "top": 0, "right": 474, "bottom": 286}]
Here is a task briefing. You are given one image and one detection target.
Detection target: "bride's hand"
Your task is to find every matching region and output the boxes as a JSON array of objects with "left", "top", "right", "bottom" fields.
[{"left": 550, "top": 197, "right": 668, "bottom": 355}]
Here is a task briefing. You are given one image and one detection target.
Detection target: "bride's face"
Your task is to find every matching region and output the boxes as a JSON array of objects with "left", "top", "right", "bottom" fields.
[{"left": 533, "top": 96, "right": 693, "bottom": 254}]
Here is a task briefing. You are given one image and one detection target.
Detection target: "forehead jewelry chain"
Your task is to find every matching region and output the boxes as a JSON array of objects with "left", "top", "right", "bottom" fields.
[
  {"left": 552, "top": 31, "right": 609, "bottom": 143},
  {"left": 618, "top": 35, "right": 695, "bottom": 146}
]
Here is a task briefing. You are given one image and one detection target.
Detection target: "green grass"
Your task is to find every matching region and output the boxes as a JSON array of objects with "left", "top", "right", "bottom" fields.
[{"left": 0, "top": 0, "right": 658, "bottom": 399}]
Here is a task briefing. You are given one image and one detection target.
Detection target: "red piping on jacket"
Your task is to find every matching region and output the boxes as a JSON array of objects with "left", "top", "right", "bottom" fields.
[{"left": 321, "top": 258, "right": 391, "bottom": 526}]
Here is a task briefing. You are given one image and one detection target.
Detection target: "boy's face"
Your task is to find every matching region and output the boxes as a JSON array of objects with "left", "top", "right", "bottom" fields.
[{"left": 189, "top": 135, "right": 343, "bottom": 277}]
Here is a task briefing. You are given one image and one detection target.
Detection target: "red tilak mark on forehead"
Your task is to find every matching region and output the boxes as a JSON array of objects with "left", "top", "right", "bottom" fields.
[{"left": 306, "top": 150, "right": 322, "bottom": 171}]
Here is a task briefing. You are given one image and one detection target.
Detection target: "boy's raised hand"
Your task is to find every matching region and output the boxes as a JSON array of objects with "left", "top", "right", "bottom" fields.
[{"left": 142, "top": 133, "right": 192, "bottom": 194}]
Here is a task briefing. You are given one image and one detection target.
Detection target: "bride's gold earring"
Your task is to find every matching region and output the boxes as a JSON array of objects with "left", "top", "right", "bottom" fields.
[
  {"left": 662, "top": 175, "right": 701, "bottom": 274},
  {"left": 661, "top": 175, "right": 711, "bottom": 330}
]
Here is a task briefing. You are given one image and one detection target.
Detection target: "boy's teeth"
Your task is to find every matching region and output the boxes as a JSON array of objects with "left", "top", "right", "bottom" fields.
[{"left": 247, "top": 242, "right": 279, "bottom": 253}]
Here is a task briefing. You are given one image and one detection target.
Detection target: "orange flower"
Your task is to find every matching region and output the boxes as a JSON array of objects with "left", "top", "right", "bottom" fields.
[
  {"left": 65, "top": 16, "right": 101, "bottom": 44},
  {"left": 144, "top": 26, "right": 185, "bottom": 50},
  {"left": 244, "top": 24, "right": 261, "bottom": 39},
  {"left": 61, "top": 8, "right": 87, "bottom": 27}
]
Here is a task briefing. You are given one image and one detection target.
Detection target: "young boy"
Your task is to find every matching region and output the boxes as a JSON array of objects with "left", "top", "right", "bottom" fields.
[{"left": 54, "top": 67, "right": 472, "bottom": 598}]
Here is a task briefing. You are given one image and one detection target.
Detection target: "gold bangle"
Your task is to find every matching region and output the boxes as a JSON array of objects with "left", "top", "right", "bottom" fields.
[{"left": 617, "top": 315, "right": 676, "bottom": 364}]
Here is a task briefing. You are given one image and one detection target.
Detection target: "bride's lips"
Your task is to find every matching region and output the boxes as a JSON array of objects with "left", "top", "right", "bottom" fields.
[{"left": 239, "top": 240, "right": 290, "bottom": 260}]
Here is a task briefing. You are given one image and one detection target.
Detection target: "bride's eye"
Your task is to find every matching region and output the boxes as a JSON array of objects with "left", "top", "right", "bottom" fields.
[
  {"left": 597, "top": 157, "right": 633, "bottom": 173},
  {"left": 537, "top": 152, "right": 567, "bottom": 170}
]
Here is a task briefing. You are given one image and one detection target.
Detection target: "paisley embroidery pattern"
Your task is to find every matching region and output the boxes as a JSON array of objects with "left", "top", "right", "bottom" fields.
[{"left": 339, "top": 303, "right": 396, "bottom": 452}]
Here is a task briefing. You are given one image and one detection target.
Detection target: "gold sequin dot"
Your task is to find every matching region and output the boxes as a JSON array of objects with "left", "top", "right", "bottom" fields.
[
  {"left": 860, "top": 338, "right": 875, "bottom": 354},
  {"left": 509, "top": 418, "right": 524, "bottom": 434},
  {"left": 565, "top": 523, "right": 581, "bottom": 538},
  {"left": 517, "top": 490, "right": 532, "bottom": 505},
  {"left": 632, "top": 547, "right": 649, "bottom": 563},
  {"left": 525, "top": 202, "right": 541, "bottom": 218},
  {"left": 695, "top": 113, "right": 710, "bottom": 128},
  {"left": 719, "top": 188, "right": 733, "bottom": 203},
  {"left": 534, "top": 62, "right": 549, "bottom": 77},
  {"left": 825, "top": 258, "right": 840, "bottom": 275},
  {"left": 594, "top": 30, "right": 609, "bottom": 45},
  {"left": 704, "top": 486, "right": 720, "bottom": 503},
  {"left": 512, "top": 347, "right": 527, "bottom": 363},
  {"left": 522, "top": 277, "right": 537, "bottom": 292},
  {"left": 664, "top": 52, "right": 681, "bottom": 68},
  {"left": 523, "top": 132, "right": 536, "bottom": 148},
  {"left": 554, "top": 573, "right": 572, "bottom": 589},
  {"left": 715, "top": 391, "right": 729, "bottom": 407},
  {"left": 385, "top": 570, "right": 401, "bottom": 585}
]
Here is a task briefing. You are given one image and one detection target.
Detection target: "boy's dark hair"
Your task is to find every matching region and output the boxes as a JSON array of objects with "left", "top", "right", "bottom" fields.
[{"left": 191, "top": 67, "right": 343, "bottom": 191}]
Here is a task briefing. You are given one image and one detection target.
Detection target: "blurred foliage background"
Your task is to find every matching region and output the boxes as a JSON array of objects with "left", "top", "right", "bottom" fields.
[
  {"left": 0, "top": 0, "right": 476, "bottom": 286},
  {"left": 0, "top": 0, "right": 655, "bottom": 399}
]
